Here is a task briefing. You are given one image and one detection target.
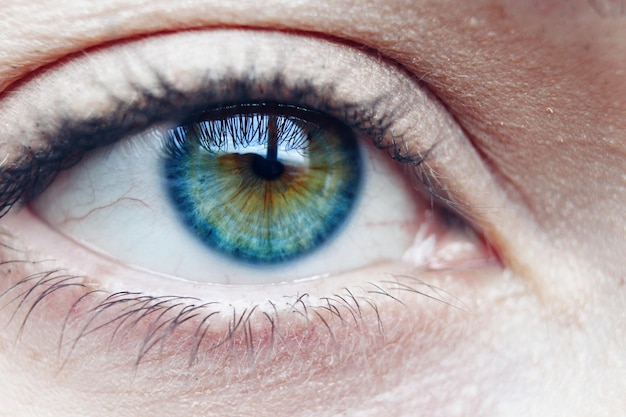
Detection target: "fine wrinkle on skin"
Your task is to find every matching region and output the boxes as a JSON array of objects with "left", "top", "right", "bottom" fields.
[{"left": 0, "top": 0, "right": 293, "bottom": 94}]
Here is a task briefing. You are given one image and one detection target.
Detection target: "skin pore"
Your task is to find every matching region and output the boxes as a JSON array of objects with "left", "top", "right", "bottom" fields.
[{"left": 0, "top": 0, "right": 625, "bottom": 416}]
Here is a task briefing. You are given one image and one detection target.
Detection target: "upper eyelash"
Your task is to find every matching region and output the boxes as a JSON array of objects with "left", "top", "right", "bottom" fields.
[
  {"left": 0, "top": 73, "right": 438, "bottom": 217},
  {"left": 169, "top": 103, "right": 323, "bottom": 153}
]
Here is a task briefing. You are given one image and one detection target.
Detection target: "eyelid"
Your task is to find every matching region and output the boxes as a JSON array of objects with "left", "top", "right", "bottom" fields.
[
  {"left": 0, "top": 32, "right": 553, "bottom": 293},
  {"left": 0, "top": 218, "right": 497, "bottom": 384},
  {"left": 0, "top": 31, "right": 518, "bottom": 287},
  {"left": 0, "top": 30, "right": 468, "bottom": 217}
]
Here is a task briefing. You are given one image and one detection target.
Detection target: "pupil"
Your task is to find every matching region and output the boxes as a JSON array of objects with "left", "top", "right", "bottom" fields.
[{"left": 249, "top": 153, "right": 285, "bottom": 180}]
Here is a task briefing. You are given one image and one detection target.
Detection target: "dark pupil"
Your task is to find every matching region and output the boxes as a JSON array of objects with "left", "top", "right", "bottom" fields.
[{"left": 249, "top": 153, "right": 285, "bottom": 180}]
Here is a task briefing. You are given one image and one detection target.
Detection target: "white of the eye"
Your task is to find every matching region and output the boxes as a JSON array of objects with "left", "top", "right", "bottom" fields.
[{"left": 33, "top": 126, "right": 426, "bottom": 284}]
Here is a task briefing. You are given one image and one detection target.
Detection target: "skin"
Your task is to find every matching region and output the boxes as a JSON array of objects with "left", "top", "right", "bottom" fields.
[{"left": 0, "top": 0, "right": 625, "bottom": 416}]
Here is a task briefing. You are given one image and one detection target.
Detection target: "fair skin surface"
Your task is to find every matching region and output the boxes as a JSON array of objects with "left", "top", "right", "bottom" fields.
[{"left": 0, "top": 0, "right": 624, "bottom": 416}]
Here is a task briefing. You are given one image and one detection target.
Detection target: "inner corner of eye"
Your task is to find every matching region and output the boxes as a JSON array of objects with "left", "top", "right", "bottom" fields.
[{"left": 26, "top": 100, "right": 492, "bottom": 285}]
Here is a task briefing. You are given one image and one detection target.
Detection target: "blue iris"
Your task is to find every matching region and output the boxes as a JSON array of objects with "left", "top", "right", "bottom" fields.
[{"left": 163, "top": 103, "right": 361, "bottom": 264}]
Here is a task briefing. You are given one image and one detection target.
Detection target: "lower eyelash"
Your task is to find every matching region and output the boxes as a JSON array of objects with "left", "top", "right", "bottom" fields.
[
  {"left": 2, "top": 265, "right": 376, "bottom": 369},
  {"left": 0, "top": 241, "right": 462, "bottom": 372}
]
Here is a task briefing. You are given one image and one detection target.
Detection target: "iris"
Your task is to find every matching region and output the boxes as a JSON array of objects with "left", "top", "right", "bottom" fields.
[{"left": 164, "top": 103, "right": 361, "bottom": 264}]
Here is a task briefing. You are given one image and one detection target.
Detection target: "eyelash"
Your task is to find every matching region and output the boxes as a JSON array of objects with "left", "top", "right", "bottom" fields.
[
  {"left": 0, "top": 236, "right": 456, "bottom": 370},
  {"left": 0, "top": 74, "right": 438, "bottom": 218}
]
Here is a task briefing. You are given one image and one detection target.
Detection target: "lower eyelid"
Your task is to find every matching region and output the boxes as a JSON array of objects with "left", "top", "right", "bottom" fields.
[
  {"left": 0, "top": 217, "right": 497, "bottom": 384},
  {"left": 0, "top": 170, "right": 503, "bottom": 397},
  {"left": 3, "top": 206, "right": 493, "bottom": 300}
]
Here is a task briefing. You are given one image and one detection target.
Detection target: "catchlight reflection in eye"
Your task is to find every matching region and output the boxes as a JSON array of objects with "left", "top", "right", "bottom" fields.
[{"left": 164, "top": 103, "right": 361, "bottom": 264}]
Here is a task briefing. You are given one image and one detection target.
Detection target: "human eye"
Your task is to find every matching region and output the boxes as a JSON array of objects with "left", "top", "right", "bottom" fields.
[{"left": 0, "top": 30, "right": 500, "bottom": 386}]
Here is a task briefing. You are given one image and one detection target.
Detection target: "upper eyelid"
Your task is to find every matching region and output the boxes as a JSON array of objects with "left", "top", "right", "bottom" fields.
[
  {"left": 0, "top": 30, "right": 460, "bottom": 215},
  {"left": 0, "top": 224, "right": 470, "bottom": 376},
  {"left": 1, "top": 30, "right": 528, "bottom": 278}
]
